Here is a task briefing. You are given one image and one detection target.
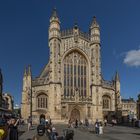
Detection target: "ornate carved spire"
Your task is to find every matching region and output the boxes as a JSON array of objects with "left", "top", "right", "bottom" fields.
[
  {"left": 24, "top": 67, "right": 27, "bottom": 77},
  {"left": 90, "top": 16, "right": 99, "bottom": 28},
  {"left": 0, "top": 69, "right": 3, "bottom": 84},
  {"left": 115, "top": 71, "right": 120, "bottom": 82},
  {"left": 51, "top": 8, "right": 58, "bottom": 18},
  {"left": 27, "top": 65, "right": 31, "bottom": 76}
]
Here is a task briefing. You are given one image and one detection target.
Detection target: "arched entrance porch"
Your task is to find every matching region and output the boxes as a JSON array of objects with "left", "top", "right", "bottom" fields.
[{"left": 70, "top": 108, "right": 80, "bottom": 122}]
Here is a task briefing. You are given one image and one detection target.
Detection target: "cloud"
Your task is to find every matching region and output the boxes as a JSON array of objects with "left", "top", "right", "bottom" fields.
[{"left": 124, "top": 48, "right": 140, "bottom": 67}]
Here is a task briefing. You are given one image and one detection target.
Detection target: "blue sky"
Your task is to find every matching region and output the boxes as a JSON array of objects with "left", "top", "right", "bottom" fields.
[{"left": 0, "top": 0, "right": 140, "bottom": 106}]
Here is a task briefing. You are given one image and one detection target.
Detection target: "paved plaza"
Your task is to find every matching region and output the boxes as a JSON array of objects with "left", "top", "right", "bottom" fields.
[{"left": 19, "top": 124, "right": 140, "bottom": 140}]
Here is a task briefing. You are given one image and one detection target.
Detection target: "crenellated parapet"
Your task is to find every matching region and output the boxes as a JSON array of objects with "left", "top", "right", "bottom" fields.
[{"left": 61, "top": 29, "right": 90, "bottom": 41}]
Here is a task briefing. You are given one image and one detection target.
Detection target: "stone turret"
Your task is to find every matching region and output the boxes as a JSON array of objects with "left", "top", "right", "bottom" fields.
[
  {"left": 90, "top": 17, "right": 101, "bottom": 85},
  {"left": 21, "top": 66, "right": 32, "bottom": 120},
  {"left": 49, "top": 8, "right": 60, "bottom": 41},
  {"left": 114, "top": 72, "right": 121, "bottom": 111},
  {"left": 115, "top": 71, "right": 120, "bottom": 93},
  {"left": 49, "top": 9, "right": 61, "bottom": 83},
  {"left": 48, "top": 9, "right": 62, "bottom": 120},
  {"left": 90, "top": 16, "right": 100, "bottom": 44},
  {"left": 90, "top": 17, "right": 102, "bottom": 121}
]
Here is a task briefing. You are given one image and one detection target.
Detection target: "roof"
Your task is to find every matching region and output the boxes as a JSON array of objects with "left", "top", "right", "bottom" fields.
[{"left": 122, "top": 98, "right": 136, "bottom": 103}]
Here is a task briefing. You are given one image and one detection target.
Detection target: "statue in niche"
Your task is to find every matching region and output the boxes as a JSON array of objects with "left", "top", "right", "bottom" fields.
[{"left": 75, "top": 88, "right": 79, "bottom": 103}]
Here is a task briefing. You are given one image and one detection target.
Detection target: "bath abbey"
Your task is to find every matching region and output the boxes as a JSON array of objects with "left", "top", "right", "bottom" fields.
[{"left": 21, "top": 9, "right": 122, "bottom": 123}]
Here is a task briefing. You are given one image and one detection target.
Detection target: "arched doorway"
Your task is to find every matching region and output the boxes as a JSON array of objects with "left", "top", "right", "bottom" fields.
[
  {"left": 70, "top": 109, "right": 80, "bottom": 122},
  {"left": 40, "top": 114, "right": 45, "bottom": 123}
]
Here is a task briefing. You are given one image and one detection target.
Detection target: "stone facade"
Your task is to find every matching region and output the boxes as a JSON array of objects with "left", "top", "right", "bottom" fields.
[
  {"left": 137, "top": 94, "right": 140, "bottom": 120},
  {"left": 21, "top": 9, "right": 122, "bottom": 124},
  {"left": 0, "top": 69, "right": 14, "bottom": 115},
  {"left": 2, "top": 93, "right": 14, "bottom": 111},
  {"left": 121, "top": 98, "right": 137, "bottom": 122},
  {"left": 0, "top": 69, "right": 3, "bottom": 107}
]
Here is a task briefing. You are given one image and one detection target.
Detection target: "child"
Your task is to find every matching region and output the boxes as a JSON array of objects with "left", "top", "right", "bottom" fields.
[{"left": 99, "top": 122, "right": 103, "bottom": 134}]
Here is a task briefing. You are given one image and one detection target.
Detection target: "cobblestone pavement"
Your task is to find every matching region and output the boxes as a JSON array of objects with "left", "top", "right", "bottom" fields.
[{"left": 19, "top": 124, "right": 140, "bottom": 140}]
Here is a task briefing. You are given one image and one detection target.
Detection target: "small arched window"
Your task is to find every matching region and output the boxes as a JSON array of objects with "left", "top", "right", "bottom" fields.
[{"left": 37, "top": 94, "right": 48, "bottom": 109}]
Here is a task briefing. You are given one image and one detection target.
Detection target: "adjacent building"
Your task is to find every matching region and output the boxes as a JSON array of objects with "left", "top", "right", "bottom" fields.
[
  {"left": 0, "top": 69, "right": 14, "bottom": 115},
  {"left": 0, "top": 93, "right": 14, "bottom": 115},
  {"left": 21, "top": 9, "right": 122, "bottom": 123},
  {"left": 122, "top": 98, "right": 137, "bottom": 122},
  {"left": 3, "top": 93, "right": 14, "bottom": 111},
  {"left": 137, "top": 94, "right": 140, "bottom": 120},
  {"left": 0, "top": 69, "right": 3, "bottom": 107}
]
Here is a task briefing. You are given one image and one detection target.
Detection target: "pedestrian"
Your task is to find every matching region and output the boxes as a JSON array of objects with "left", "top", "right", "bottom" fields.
[
  {"left": 75, "top": 119, "right": 78, "bottom": 128},
  {"left": 99, "top": 122, "right": 103, "bottom": 134},
  {"left": 8, "top": 118, "right": 19, "bottom": 140},
  {"left": 95, "top": 119, "right": 99, "bottom": 134},
  {"left": 111, "top": 119, "right": 114, "bottom": 127},
  {"left": 33, "top": 125, "right": 49, "bottom": 140},
  {"left": 0, "top": 128, "right": 5, "bottom": 140},
  {"left": 27, "top": 116, "right": 32, "bottom": 131},
  {"left": 51, "top": 127, "right": 58, "bottom": 140},
  {"left": 40, "top": 117, "right": 45, "bottom": 125},
  {"left": 104, "top": 119, "right": 107, "bottom": 126},
  {"left": 45, "top": 124, "right": 52, "bottom": 140}
]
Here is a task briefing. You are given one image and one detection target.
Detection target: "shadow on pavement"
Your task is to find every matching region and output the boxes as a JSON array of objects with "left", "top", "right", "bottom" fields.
[
  {"left": 131, "top": 133, "right": 140, "bottom": 136},
  {"left": 18, "top": 131, "right": 25, "bottom": 137}
]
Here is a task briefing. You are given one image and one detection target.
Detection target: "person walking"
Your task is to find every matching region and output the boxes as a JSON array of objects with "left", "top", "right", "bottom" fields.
[
  {"left": 27, "top": 116, "right": 32, "bottom": 131},
  {"left": 104, "top": 119, "right": 107, "bottom": 126},
  {"left": 99, "top": 122, "right": 103, "bottom": 134},
  {"left": 51, "top": 127, "right": 58, "bottom": 140},
  {"left": 95, "top": 119, "right": 99, "bottom": 134},
  {"left": 75, "top": 119, "right": 78, "bottom": 128},
  {"left": 33, "top": 126, "right": 49, "bottom": 140}
]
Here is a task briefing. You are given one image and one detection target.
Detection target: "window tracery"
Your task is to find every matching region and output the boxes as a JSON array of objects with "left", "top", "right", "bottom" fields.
[
  {"left": 102, "top": 95, "right": 111, "bottom": 109},
  {"left": 64, "top": 51, "right": 88, "bottom": 97},
  {"left": 37, "top": 94, "right": 48, "bottom": 109}
]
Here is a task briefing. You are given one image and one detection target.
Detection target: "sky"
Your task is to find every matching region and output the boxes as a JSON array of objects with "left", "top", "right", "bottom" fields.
[{"left": 0, "top": 0, "right": 140, "bottom": 106}]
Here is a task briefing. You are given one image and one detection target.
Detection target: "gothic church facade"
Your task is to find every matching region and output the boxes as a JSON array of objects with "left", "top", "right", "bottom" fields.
[{"left": 21, "top": 9, "right": 122, "bottom": 123}]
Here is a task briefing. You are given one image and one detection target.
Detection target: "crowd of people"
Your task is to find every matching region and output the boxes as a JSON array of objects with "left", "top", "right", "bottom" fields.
[
  {"left": 33, "top": 117, "right": 74, "bottom": 140},
  {"left": 0, "top": 114, "right": 119, "bottom": 140},
  {"left": 68, "top": 118, "right": 111, "bottom": 135}
]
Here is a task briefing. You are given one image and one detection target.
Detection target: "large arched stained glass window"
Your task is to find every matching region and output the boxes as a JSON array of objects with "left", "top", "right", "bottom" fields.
[{"left": 64, "top": 51, "right": 88, "bottom": 98}]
